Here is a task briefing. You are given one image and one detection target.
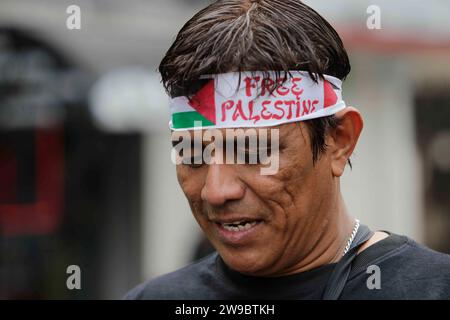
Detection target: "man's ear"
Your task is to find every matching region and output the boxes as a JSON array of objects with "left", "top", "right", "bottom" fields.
[{"left": 328, "top": 107, "right": 363, "bottom": 177}]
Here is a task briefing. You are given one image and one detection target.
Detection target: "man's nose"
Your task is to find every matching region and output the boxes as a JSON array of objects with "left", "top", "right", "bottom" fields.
[{"left": 201, "top": 164, "right": 245, "bottom": 206}]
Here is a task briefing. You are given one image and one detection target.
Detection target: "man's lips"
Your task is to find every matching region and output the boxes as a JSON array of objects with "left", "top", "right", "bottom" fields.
[
  {"left": 211, "top": 216, "right": 264, "bottom": 224},
  {"left": 210, "top": 216, "right": 264, "bottom": 245}
]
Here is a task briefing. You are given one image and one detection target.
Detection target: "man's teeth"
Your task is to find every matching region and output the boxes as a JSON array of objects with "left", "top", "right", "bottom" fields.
[{"left": 221, "top": 221, "right": 258, "bottom": 232}]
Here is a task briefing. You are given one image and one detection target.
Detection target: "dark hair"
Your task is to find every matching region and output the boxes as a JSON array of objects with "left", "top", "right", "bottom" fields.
[{"left": 159, "top": 0, "right": 351, "bottom": 165}]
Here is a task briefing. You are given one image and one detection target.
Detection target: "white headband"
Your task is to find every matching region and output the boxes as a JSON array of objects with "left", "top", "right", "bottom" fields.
[{"left": 169, "top": 71, "right": 346, "bottom": 131}]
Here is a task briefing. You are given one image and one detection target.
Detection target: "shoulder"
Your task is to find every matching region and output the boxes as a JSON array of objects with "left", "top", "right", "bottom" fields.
[
  {"left": 399, "top": 236, "right": 450, "bottom": 275},
  {"left": 381, "top": 236, "right": 450, "bottom": 298},
  {"left": 358, "top": 232, "right": 450, "bottom": 272},
  {"left": 346, "top": 233, "right": 450, "bottom": 299},
  {"left": 123, "top": 252, "right": 218, "bottom": 300}
]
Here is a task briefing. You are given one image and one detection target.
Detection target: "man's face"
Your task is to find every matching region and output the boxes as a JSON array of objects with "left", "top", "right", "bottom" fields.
[{"left": 175, "top": 122, "right": 335, "bottom": 276}]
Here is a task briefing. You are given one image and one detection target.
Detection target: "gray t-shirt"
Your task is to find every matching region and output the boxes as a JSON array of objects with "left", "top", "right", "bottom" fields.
[{"left": 124, "top": 232, "right": 450, "bottom": 299}]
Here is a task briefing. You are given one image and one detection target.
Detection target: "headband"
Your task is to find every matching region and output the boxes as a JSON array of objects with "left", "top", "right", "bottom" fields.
[{"left": 169, "top": 71, "right": 346, "bottom": 131}]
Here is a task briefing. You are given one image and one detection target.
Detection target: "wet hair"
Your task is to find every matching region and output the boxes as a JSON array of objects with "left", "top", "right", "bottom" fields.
[{"left": 159, "top": 0, "right": 352, "bottom": 165}]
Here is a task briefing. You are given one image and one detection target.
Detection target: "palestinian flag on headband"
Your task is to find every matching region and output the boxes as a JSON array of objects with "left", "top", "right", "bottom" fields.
[{"left": 169, "top": 71, "right": 345, "bottom": 131}]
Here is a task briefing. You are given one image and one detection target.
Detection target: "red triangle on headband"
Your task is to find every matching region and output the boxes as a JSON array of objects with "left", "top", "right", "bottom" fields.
[
  {"left": 188, "top": 80, "right": 216, "bottom": 124},
  {"left": 323, "top": 80, "right": 338, "bottom": 108}
]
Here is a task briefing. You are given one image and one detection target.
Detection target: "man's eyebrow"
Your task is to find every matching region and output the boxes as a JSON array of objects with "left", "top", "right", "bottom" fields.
[
  {"left": 226, "top": 135, "right": 272, "bottom": 149},
  {"left": 171, "top": 137, "right": 185, "bottom": 147},
  {"left": 171, "top": 132, "right": 275, "bottom": 148}
]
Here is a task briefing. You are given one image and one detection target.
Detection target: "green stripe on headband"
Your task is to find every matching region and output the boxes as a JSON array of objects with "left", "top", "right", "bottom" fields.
[{"left": 172, "top": 111, "right": 215, "bottom": 129}]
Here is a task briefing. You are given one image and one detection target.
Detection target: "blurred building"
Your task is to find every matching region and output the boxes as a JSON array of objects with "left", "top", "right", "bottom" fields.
[{"left": 0, "top": 0, "right": 449, "bottom": 299}]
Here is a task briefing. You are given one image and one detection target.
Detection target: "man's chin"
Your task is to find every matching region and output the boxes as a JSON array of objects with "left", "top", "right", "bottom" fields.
[{"left": 219, "top": 250, "right": 270, "bottom": 276}]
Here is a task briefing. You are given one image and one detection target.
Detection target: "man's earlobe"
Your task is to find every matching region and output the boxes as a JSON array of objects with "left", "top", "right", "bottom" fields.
[{"left": 330, "top": 107, "right": 363, "bottom": 177}]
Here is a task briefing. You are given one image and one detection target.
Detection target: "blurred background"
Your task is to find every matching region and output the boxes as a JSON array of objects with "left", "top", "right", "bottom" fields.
[{"left": 0, "top": 0, "right": 449, "bottom": 299}]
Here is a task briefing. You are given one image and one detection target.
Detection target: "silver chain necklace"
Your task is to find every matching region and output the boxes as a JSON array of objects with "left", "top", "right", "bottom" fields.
[{"left": 342, "top": 219, "right": 360, "bottom": 256}]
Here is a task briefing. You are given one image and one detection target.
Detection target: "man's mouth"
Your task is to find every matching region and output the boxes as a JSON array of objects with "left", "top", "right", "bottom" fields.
[
  {"left": 219, "top": 220, "right": 260, "bottom": 232},
  {"left": 212, "top": 218, "right": 264, "bottom": 245}
]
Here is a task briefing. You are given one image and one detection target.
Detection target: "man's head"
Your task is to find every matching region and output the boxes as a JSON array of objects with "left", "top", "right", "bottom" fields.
[{"left": 159, "top": 0, "right": 363, "bottom": 276}]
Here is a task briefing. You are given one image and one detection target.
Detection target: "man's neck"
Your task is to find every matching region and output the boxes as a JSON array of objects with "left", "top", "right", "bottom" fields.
[{"left": 271, "top": 198, "right": 389, "bottom": 277}]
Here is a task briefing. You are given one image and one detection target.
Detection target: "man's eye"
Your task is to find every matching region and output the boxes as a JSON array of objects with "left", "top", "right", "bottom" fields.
[
  {"left": 236, "top": 149, "right": 271, "bottom": 164},
  {"left": 183, "top": 155, "right": 204, "bottom": 168},
  {"left": 257, "top": 148, "right": 272, "bottom": 164}
]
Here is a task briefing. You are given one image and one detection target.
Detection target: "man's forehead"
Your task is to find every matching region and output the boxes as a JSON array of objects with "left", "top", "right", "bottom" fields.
[{"left": 171, "top": 123, "right": 303, "bottom": 146}]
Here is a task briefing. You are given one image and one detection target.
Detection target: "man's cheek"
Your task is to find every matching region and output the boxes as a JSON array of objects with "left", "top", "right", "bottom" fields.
[
  {"left": 256, "top": 182, "right": 292, "bottom": 212},
  {"left": 188, "top": 198, "right": 204, "bottom": 216},
  {"left": 178, "top": 174, "right": 201, "bottom": 199}
]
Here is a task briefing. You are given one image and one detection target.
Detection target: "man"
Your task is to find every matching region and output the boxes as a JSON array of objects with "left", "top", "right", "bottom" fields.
[{"left": 126, "top": 0, "right": 450, "bottom": 299}]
